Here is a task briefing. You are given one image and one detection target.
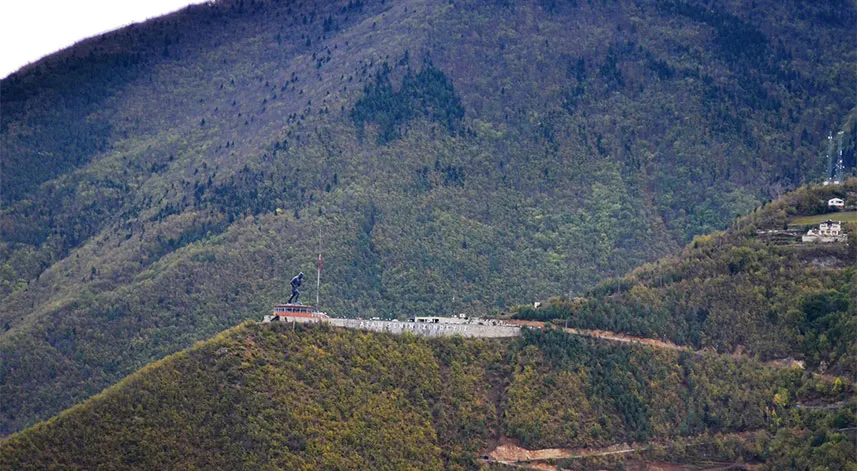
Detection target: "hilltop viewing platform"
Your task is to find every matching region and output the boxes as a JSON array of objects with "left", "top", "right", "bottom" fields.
[{"left": 263, "top": 310, "right": 522, "bottom": 338}]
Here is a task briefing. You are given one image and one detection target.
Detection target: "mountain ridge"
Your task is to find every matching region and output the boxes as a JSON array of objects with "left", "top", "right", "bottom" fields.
[{"left": 2, "top": 321, "right": 852, "bottom": 470}]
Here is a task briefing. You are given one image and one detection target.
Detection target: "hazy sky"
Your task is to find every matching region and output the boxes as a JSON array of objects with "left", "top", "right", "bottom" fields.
[{"left": 1, "top": 0, "right": 205, "bottom": 79}]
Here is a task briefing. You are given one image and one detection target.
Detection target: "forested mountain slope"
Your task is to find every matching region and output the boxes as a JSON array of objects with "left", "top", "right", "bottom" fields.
[
  {"left": 1, "top": 324, "right": 852, "bottom": 470},
  {"left": 517, "top": 180, "right": 857, "bottom": 378},
  {"left": 1, "top": 0, "right": 856, "bottom": 434}
]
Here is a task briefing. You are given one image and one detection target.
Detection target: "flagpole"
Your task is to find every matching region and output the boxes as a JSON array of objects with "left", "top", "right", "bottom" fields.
[{"left": 316, "top": 253, "right": 321, "bottom": 306}]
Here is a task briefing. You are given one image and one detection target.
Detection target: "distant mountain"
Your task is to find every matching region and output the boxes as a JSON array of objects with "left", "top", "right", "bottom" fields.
[
  {"left": 516, "top": 180, "right": 857, "bottom": 377},
  {"left": 1, "top": 0, "right": 856, "bottom": 434},
  {"left": 1, "top": 323, "right": 851, "bottom": 470}
]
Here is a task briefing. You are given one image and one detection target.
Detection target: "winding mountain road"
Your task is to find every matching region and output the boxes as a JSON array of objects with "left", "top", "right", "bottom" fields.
[{"left": 505, "top": 320, "right": 693, "bottom": 351}]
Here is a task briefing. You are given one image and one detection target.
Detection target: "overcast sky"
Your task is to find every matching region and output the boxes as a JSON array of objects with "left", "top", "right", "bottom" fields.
[{"left": 1, "top": 0, "right": 205, "bottom": 79}]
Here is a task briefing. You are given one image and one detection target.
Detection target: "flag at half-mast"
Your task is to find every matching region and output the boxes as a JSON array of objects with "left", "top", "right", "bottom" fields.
[{"left": 318, "top": 254, "right": 322, "bottom": 271}]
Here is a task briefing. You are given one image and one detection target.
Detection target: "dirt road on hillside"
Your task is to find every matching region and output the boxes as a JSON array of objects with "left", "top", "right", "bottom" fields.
[
  {"left": 485, "top": 432, "right": 762, "bottom": 470},
  {"left": 506, "top": 320, "right": 692, "bottom": 351}
]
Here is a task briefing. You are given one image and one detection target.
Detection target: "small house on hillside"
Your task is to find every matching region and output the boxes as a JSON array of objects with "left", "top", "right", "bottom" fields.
[
  {"left": 828, "top": 198, "right": 845, "bottom": 208},
  {"left": 802, "top": 220, "right": 848, "bottom": 243}
]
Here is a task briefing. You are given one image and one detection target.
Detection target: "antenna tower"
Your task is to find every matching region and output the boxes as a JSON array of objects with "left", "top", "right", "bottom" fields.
[
  {"left": 825, "top": 132, "right": 834, "bottom": 185},
  {"left": 835, "top": 131, "right": 844, "bottom": 184}
]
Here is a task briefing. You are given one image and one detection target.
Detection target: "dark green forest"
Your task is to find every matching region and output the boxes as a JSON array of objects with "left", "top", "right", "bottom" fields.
[
  {"left": 1, "top": 324, "right": 852, "bottom": 470},
  {"left": 1, "top": 0, "right": 856, "bottom": 435}
]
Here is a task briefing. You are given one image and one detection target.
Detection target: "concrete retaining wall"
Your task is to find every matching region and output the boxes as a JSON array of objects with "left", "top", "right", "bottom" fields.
[{"left": 263, "top": 316, "right": 521, "bottom": 338}]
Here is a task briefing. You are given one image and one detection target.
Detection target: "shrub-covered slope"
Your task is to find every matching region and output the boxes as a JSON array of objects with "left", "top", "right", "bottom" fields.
[
  {"left": 517, "top": 180, "right": 857, "bottom": 377},
  {"left": 2, "top": 0, "right": 856, "bottom": 433},
  {"left": 1, "top": 324, "right": 848, "bottom": 470}
]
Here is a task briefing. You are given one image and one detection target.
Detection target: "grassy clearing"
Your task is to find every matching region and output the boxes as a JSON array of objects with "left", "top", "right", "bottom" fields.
[{"left": 790, "top": 211, "right": 857, "bottom": 225}]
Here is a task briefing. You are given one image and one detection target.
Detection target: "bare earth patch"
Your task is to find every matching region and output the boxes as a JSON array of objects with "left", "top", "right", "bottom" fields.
[{"left": 487, "top": 440, "right": 634, "bottom": 463}]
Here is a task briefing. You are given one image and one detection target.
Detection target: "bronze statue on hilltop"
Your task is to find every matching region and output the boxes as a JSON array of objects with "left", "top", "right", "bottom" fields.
[{"left": 287, "top": 272, "right": 304, "bottom": 304}]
